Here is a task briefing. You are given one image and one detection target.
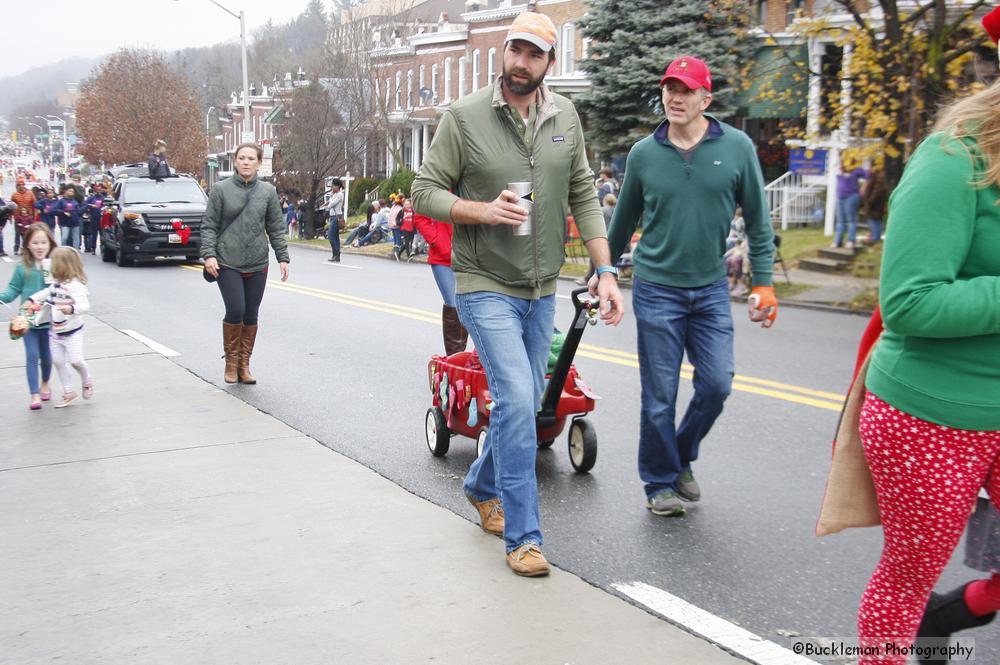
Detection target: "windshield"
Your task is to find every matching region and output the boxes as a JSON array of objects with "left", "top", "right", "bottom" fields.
[{"left": 122, "top": 180, "right": 206, "bottom": 205}]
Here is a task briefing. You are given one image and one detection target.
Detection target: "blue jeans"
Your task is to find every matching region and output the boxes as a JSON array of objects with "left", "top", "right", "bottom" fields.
[
  {"left": 867, "top": 217, "right": 883, "bottom": 243},
  {"left": 456, "top": 291, "right": 555, "bottom": 552},
  {"left": 633, "top": 277, "right": 734, "bottom": 498},
  {"left": 327, "top": 216, "right": 341, "bottom": 257},
  {"left": 430, "top": 263, "right": 457, "bottom": 308},
  {"left": 61, "top": 224, "right": 81, "bottom": 250},
  {"left": 835, "top": 193, "right": 860, "bottom": 246},
  {"left": 23, "top": 327, "right": 52, "bottom": 395}
]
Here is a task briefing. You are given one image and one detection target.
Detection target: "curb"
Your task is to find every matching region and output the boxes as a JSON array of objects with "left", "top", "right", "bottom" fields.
[{"left": 288, "top": 238, "right": 872, "bottom": 317}]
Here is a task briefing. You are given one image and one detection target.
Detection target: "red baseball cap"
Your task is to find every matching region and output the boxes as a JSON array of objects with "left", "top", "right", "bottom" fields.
[
  {"left": 983, "top": 7, "right": 1000, "bottom": 45},
  {"left": 659, "top": 56, "right": 712, "bottom": 92}
]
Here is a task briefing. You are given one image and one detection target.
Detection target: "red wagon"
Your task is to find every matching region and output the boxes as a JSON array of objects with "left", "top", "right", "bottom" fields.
[{"left": 425, "top": 288, "right": 601, "bottom": 473}]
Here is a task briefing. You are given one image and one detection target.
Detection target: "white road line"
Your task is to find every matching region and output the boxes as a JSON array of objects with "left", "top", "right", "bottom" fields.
[
  {"left": 322, "top": 262, "right": 363, "bottom": 270},
  {"left": 1, "top": 256, "right": 12, "bottom": 263},
  {"left": 613, "top": 582, "right": 817, "bottom": 665},
  {"left": 555, "top": 294, "right": 571, "bottom": 300},
  {"left": 120, "top": 329, "right": 180, "bottom": 357}
]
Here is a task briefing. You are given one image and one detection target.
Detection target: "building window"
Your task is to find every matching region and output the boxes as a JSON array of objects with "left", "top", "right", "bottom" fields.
[
  {"left": 581, "top": 37, "right": 591, "bottom": 62},
  {"left": 419, "top": 65, "right": 426, "bottom": 92},
  {"left": 561, "top": 23, "right": 575, "bottom": 75},
  {"left": 458, "top": 56, "right": 467, "bottom": 98},
  {"left": 758, "top": 0, "right": 768, "bottom": 25},
  {"left": 472, "top": 49, "right": 481, "bottom": 92},
  {"left": 787, "top": 0, "right": 804, "bottom": 25},
  {"left": 487, "top": 47, "right": 496, "bottom": 83},
  {"left": 385, "top": 77, "right": 391, "bottom": 109},
  {"left": 407, "top": 69, "right": 413, "bottom": 109},
  {"left": 432, "top": 64, "right": 439, "bottom": 103},
  {"left": 394, "top": 71, "right": 401, "bottom": 110},
  {"left": 444, "top": 58, "right": 453, "bottom": 101}
]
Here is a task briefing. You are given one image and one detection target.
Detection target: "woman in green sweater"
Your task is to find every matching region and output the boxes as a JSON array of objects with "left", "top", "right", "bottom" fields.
[
  {"left": 0, "top": 223, "right": 56, "bottom": 409},
  {"left": 856, "top": 80, "right": 1000, "bottom": 663}
]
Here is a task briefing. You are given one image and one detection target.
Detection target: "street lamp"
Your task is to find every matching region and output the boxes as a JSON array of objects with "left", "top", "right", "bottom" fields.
[{"left": 176, "top": 0, "right": 252, "bottom": 142}]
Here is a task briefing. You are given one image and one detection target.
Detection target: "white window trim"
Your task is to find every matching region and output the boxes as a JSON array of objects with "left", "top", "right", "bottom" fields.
[
  {"left": 406, "top": 69, "right": 414, "bottom": 109},
  {"left": 394, "top": 71, "right": 401, "bottom": 110},
  {"left": 458, "top": 56, "right": 467, "bottom": 98},
  {"left": 561, "top": 23, "right": 575, "bottom": 76},
  {"left": 472, "top": 49, "right": 481, "bottom": 92},
  {"left": 444, "top": 58, "right": 453, "bottom": 101},
  {"left": 431, "top": 64, "right": 439, "bottom": 104},
  {"left": 487, "top": 47, "right": 496, "bottom": 83}
]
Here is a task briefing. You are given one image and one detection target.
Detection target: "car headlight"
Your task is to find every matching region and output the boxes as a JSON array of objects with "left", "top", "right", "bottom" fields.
[{"left": 123, "top": 213, "right": 148, "bottom": 229}]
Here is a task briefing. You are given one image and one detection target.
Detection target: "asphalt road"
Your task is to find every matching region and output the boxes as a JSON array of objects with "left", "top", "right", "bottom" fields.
[{"left": 3, "top": 181, "right": 998, "bottom": 662}]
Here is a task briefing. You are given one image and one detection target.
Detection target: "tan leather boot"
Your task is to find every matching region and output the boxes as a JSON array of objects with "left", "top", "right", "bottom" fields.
[
  {"left": 222, "top": 322, "right": 242, "bottom": 384},
  {"left": 237, "top": 324, "right": 258, "bottom": 384},
  {"left": 442, "top": 305, "right": 469, "bottom": 356}
]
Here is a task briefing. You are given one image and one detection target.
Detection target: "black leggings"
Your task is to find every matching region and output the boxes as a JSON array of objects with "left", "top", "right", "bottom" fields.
[{"left": 217, "top": 267, "right": 268, "bottom": 325}]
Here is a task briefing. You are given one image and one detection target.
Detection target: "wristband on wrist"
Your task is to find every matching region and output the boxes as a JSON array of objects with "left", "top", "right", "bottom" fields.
[{"left": 595, "top": 265, "right": 619, "bottom": 278}]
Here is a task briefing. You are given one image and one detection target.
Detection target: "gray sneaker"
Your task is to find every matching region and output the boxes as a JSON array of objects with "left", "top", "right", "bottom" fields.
[
  {"left": 675, "top": 470, "right": 701, "bottom": 502},
  {"left": 646, "top": 489, "right": 685, "bottom": 517}
]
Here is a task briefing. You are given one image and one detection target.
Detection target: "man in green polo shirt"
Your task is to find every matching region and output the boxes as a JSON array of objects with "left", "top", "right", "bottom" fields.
[
  {"left": 603, "top": 56, "right": 778, "bottom": 517},
  {"left": 412, "top": 11, "right": 624, "bottom": 577}
]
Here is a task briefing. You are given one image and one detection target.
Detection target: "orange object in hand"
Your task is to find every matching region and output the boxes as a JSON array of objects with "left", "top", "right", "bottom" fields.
[{"left": 748, "top": 285, "right": 778, "bottom": 328}]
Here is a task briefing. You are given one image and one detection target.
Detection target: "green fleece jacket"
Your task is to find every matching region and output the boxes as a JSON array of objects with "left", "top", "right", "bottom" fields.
[
  {"left": 200, "top": 175, "right": 290, "bottom": 272},
  {"left": 0, "top": 263, "right": 50, "bottom": 329},
  {"left": 607, "top": 116, "right": 773, "bottom": 288},
  {"left": 411, "top": 79, "right": 605, "bottom": 299},
  {"left": 867, "top": 132, "right": 1000, "bottom": 430}
]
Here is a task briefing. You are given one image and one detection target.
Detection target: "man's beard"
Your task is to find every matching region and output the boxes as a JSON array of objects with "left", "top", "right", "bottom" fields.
[{"left": 502, "top": 67, "right": 545, "bottom": 96}]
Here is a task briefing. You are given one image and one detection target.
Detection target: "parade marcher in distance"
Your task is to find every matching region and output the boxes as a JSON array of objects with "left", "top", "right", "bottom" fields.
[
  {"left": 852, "top": 78, "right": 1000, "bottom": 665},
  {"left": 148, "top": 139, "right": 170, "bottom": 179},
  {"left": 412, "top": 10, "right": 625, "bottom": 578},
  {"left": 11, "top": 176, "right": 36, "bottom": 255},
  {"left": 600, "top": 55, "right": 777, "bottom": 518},
  {"left": 201, "top": 143, "right": 290, "bottom": 385},
  {"left": 0, "top": 223, "right": 55, "bottom": 409},
  {"left": 54, "top": 184, "right": 83, "bottom": 249}
]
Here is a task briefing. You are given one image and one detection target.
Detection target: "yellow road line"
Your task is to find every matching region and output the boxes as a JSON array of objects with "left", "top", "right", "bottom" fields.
[
  {"left": 179, "top": 264, "right": 844, "bottom": 411},
  {"left": 580, "top": 342, "right": 844, "bottom": 402}
]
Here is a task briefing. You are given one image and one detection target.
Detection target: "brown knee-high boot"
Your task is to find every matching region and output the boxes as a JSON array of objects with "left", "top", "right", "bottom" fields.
[
  {"left": 442, "top": 305, "right": 468, "bottom": 356},
  {"left": 223, "top": 322, "right": 242, "bottom": 384},
  {"left": 237, "top": 324, "right": 258, "bottom": 384}
]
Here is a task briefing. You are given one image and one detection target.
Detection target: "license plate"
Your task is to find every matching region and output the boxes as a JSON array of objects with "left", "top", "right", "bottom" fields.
[{"left": 168, "top": 233, "right": 182, "bottom": 243}]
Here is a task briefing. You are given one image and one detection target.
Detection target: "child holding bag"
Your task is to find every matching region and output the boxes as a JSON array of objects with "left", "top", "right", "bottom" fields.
[
  {"left": 28, "top": 247, "right": 93, "bottom": 407},
  {"left": 0, "top": 223, "right": 55, "bottom": 409}
]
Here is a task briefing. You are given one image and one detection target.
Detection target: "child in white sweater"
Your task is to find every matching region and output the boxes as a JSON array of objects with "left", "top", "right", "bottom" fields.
[{"left": 29, "top": 247, "right": 92, "bottom": 407}]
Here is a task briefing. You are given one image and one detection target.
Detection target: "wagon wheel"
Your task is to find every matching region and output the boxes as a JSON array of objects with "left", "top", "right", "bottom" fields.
[
  {"left": 476, "top": 426, "right": 488, "bottom": 459},
  {"left": 425, "top": 407, "right": 450, "bottom": 457},
  {"left": 568, "top": 418, "right": 597, "bottom": 473}
]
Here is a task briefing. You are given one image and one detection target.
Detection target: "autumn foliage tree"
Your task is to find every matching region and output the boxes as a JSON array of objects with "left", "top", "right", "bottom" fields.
[
  {"left": 76, "top": 49, "right": 204, "bottom": 173},
  {"left": 719, "top": 1, "right": 995, "bottom": 186}
]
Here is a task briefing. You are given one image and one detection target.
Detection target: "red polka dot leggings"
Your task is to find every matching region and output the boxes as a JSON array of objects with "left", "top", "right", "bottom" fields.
[{"left": 857, "top": 392, "right": 1000, "bottom": 664}]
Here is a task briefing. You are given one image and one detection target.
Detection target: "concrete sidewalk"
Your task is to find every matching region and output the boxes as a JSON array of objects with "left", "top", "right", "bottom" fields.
[{"left": 0, "top": 318, "right": 747, "bottom": 665}]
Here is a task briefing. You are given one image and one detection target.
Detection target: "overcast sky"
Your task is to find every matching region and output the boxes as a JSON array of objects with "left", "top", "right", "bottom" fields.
[{"left": 1, "top": 0, "right": 315, "bottom": 78}]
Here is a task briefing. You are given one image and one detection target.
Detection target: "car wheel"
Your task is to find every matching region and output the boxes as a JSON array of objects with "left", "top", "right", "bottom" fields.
[
  {"left": 101, "top": 244, "right": 115, "bottom": 262},
  {"left": 116, "top": 242, "right": 133, "bottom": 267}
]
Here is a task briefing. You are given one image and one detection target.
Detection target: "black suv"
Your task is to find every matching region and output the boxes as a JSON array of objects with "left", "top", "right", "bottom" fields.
[{"left": 101, "top": 173, "right": 207, "bottom": 266}]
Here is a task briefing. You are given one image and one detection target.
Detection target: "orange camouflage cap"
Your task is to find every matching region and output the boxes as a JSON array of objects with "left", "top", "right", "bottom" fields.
[{"left": 506, "top": 11, "right": 557, "bottom": 52}]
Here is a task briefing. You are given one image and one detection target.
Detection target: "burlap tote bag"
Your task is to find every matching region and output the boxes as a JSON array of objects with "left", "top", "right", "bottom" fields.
[{"left": 815, "top": 351, "right": 880, "bottom": 536}]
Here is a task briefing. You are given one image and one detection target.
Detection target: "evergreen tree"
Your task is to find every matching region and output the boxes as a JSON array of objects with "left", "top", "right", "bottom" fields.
[{"left": 577, "top": 0, "right": 753, "bottom": 157}]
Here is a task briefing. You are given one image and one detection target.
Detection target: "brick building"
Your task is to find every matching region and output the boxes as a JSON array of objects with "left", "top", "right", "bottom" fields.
[{"left": 365, "top": 0, "right": 590, "bottom": 176}]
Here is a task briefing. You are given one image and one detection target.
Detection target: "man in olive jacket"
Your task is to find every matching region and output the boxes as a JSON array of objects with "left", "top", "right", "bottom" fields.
[{"left": 412, "top": 11, "right": 624, "bottom": 578}]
